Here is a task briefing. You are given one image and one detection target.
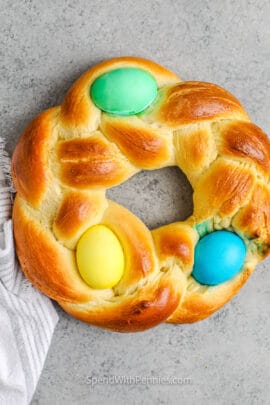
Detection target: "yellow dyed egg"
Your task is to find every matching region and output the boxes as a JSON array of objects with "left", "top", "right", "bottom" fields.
[{"left": 76, "top": 225, "right": 125, "bottom": 289}]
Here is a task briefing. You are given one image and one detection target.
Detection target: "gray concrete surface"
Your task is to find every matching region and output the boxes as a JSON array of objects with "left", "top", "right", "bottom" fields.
[{"left": 1, "top": 0, "right": 270, "bottom": 404}]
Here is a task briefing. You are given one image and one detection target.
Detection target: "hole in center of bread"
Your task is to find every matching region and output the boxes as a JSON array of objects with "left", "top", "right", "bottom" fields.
[{"left": 107, "top": 166, "right": 194, "bottom": 229}]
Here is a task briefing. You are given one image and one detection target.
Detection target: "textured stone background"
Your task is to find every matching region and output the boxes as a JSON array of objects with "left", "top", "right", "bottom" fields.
[{"left": 1, "top": 0, "right": 270, "bottom": 404}]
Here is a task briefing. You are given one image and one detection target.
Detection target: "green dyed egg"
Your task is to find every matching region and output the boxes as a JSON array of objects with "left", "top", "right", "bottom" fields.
[{"left": 90, "top": 67, "right": 157, "bottom": 116}]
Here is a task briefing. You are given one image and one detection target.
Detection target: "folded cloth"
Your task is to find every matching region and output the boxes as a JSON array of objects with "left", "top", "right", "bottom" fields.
[{"left": 0, "top": 138, "right": 58, "bottom": 405}]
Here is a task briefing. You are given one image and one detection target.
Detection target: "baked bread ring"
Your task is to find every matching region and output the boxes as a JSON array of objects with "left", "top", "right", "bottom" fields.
[{"left": 12, "top": 57, "right": 270, "bottom": 332}]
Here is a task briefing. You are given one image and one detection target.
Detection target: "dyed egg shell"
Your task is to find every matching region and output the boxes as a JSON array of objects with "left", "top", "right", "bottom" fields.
[
  {"left": 192, "top": 230, "right": 246, "bottom": 286},
  {"left": 90, "top": 67, "right": 157, "bottom": 116},
  {"left": 76, "top": 225, "right": 125, "bottom": 289}
]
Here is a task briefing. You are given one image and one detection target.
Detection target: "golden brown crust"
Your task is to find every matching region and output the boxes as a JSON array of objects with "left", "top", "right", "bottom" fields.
[
  {"left": 168, "top": 265, "right": 254, "bottom": 323},
  {"left": 220, "top": 121, "right": 270, "bottom": 174},
  {"left": 101, "top": 115, "right": 173, "bottom": 169},
  {"left": 53, "top": 191, "right": 107, "bottom": 248},
  {"left": 57, "top": 133, "right": 136, "bottom": 188},
  {"left": 11, "top": 56, "right": 270, "bottom": 331},
  {"left": 193, "top": 159, "right": 255, "bottom": 219},
  {"left": 233, "top": 183, "right": 270, "bottom": 247},
  {"left": 152, "top": 223, "right": 197, "bottom": 268},
  {"left": 58, "top": 274, "right": 183, "bottom": 333},
  {"left": 174, "top": 123, "right": 217, "bottom": 183},
  {"left": 54, "top": 192, "right": 98, "bottom": 238},
  {"left": 11, "top": 107, "right": 60, "bottom": 207},
  {"left": 144, "top": 81, "right": 249, "bottom": 127}
]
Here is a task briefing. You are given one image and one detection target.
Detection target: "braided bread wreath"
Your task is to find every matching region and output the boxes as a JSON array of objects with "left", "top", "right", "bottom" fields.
[{"left": 12, "top": 56, "right": 270, "bottom": 332}]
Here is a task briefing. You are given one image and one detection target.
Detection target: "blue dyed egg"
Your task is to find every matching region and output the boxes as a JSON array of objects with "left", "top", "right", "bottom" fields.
[
  {"left": 90, "top": 67, "right": 157, "bottom": 116},
  {"left": 192, "top": 230, "right": 246, "bottom": 286}
]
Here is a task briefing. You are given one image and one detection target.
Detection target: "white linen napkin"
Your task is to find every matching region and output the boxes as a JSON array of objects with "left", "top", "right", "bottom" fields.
[{"left": 0, "top": 138, "right": 58, "bottom": 405}]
